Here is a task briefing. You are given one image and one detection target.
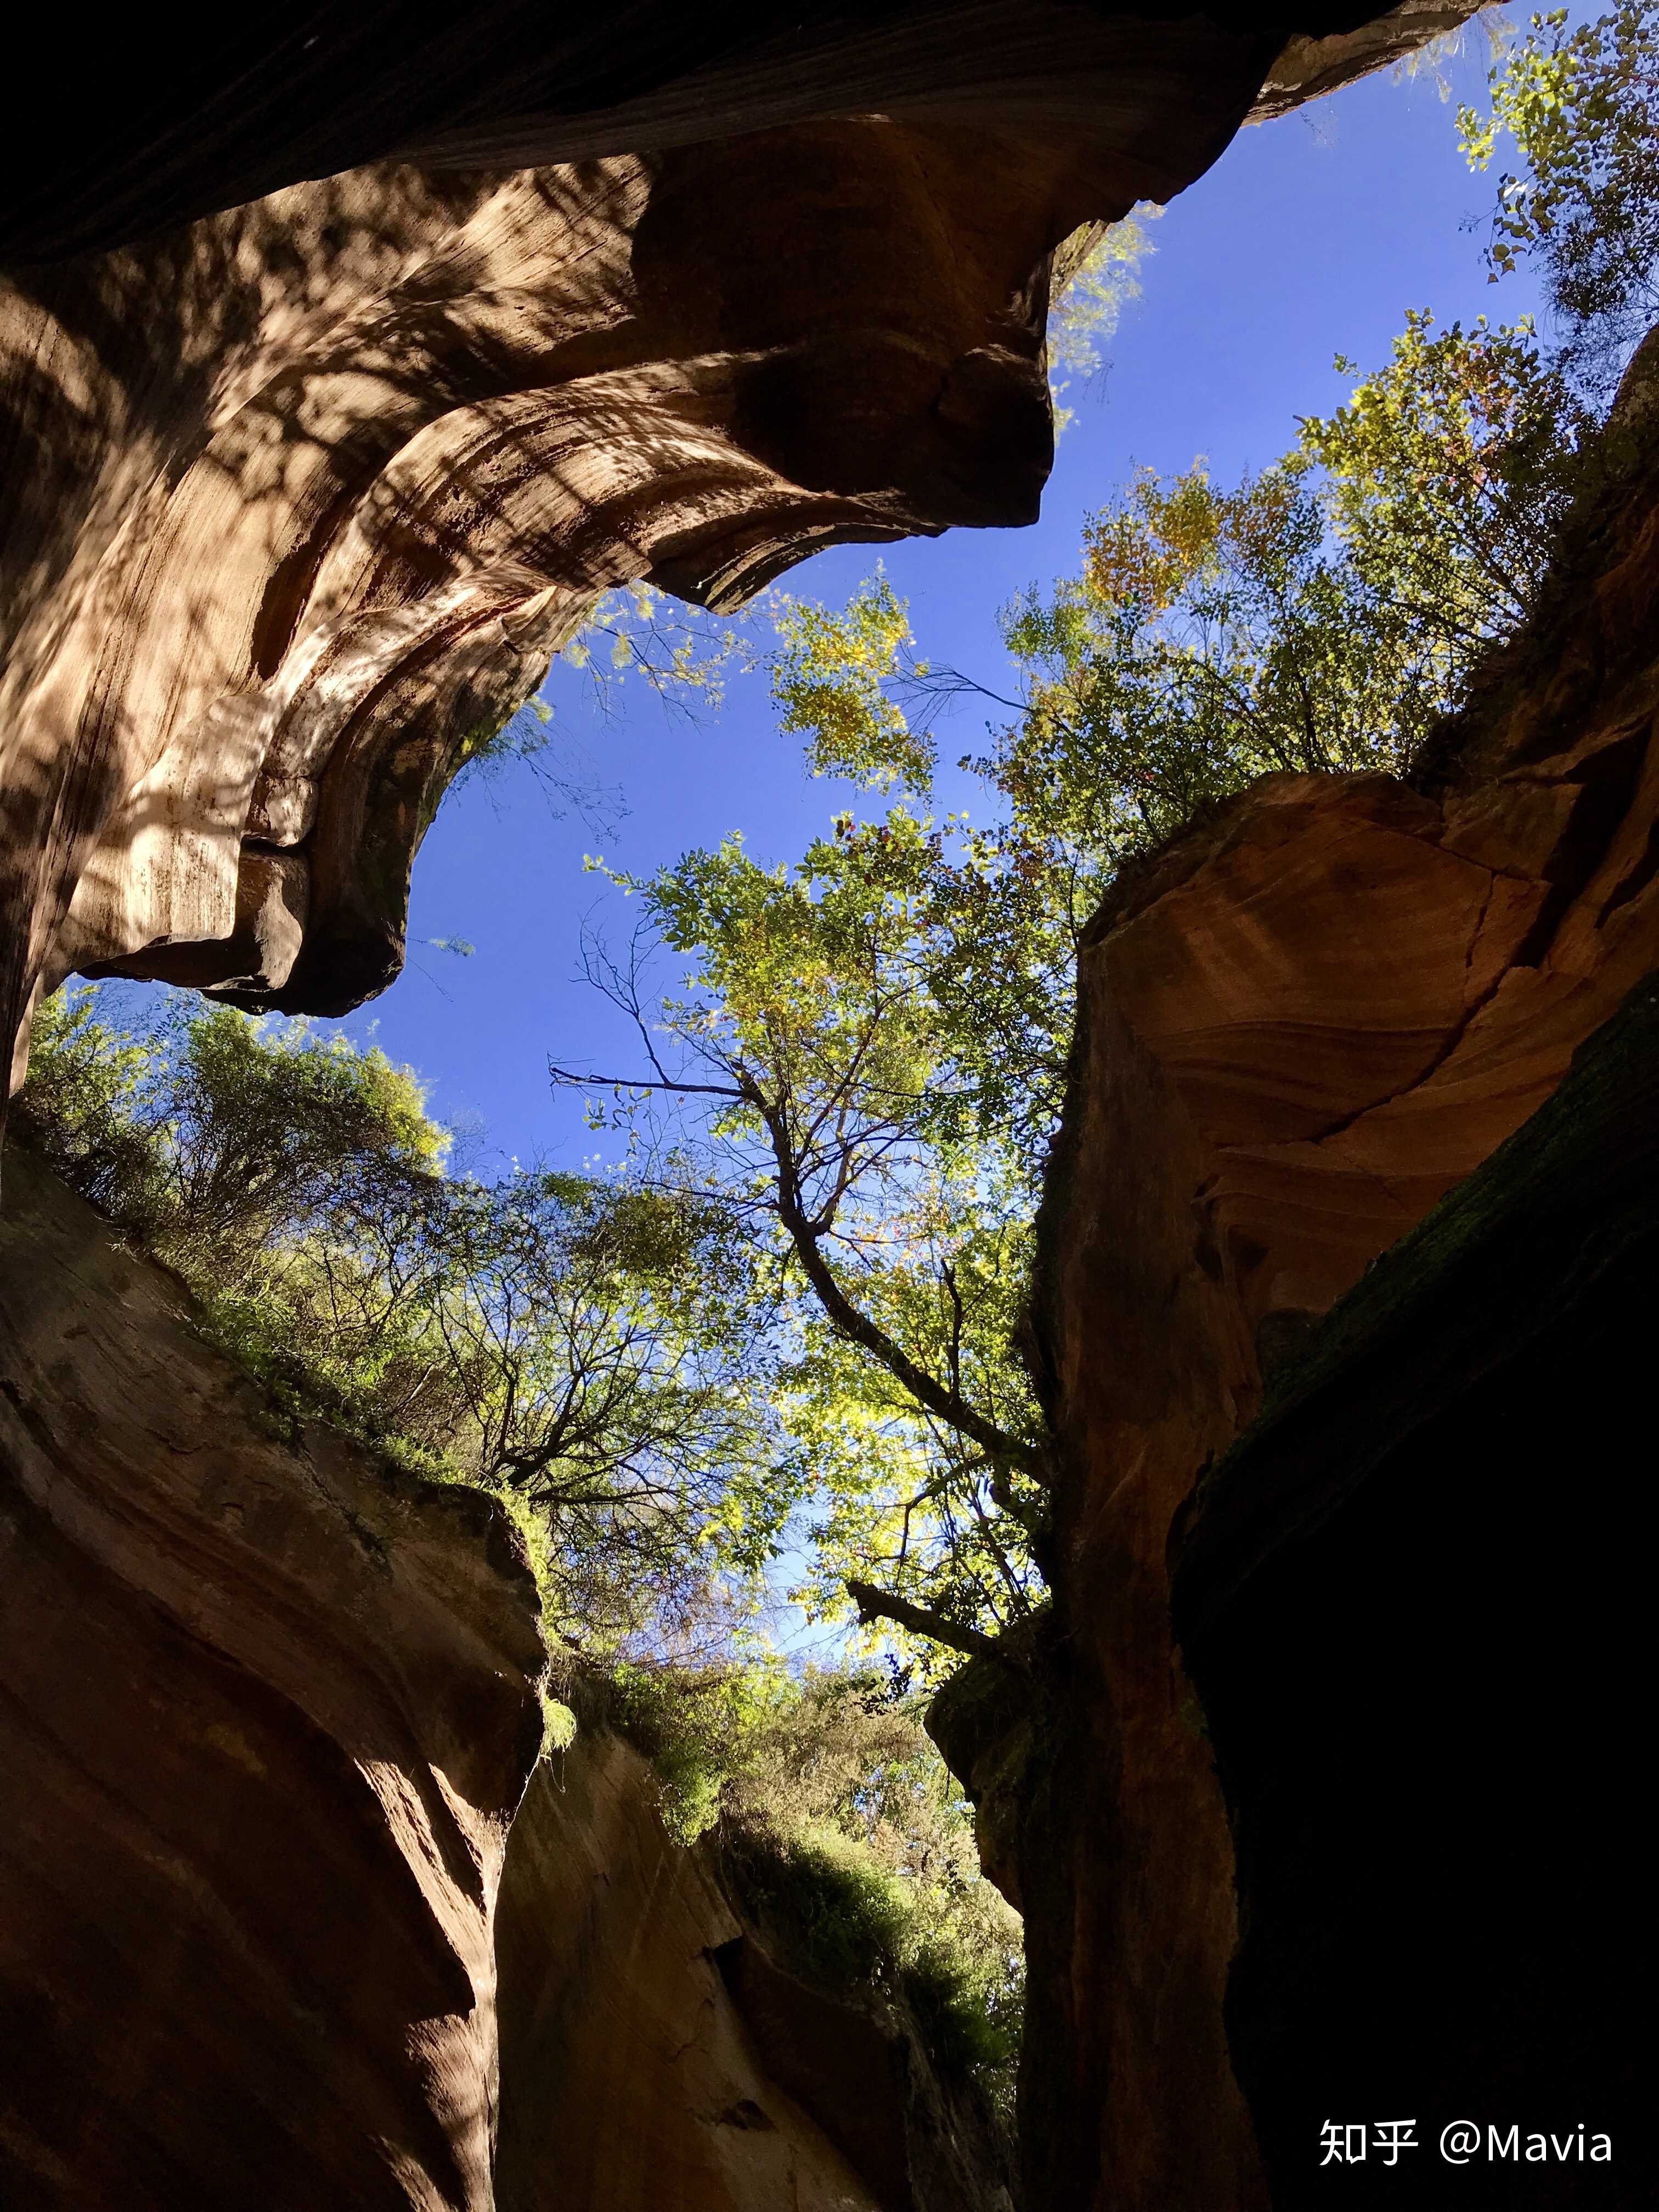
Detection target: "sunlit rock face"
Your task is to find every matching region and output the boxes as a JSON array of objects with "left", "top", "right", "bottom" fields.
[
  {"left": 1021, "top": 337, "right": 1659, "bottom": 2210},
  {"left": 0, "top": 0, "right": 1478, "bottom": 1092}
]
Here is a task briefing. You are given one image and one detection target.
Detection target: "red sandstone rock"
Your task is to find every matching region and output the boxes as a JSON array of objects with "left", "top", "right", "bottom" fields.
[
  {"left": 0, "top": 1147, "right": 547, "bottom": 2207},
  {"left": 497, "top": 1735, "right": 1014, "bottom": 2212},
  {"left": 1022, "top": 337, "right": 1659, "bottom": 2210},
  {"left": 495, "top": 1741, "right": 889, "bottom": 2212}
]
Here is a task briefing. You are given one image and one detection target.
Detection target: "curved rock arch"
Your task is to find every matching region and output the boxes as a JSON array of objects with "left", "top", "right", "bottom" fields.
[{"left": 1, "top": 1, "right": 1478, "bottom": 1087}]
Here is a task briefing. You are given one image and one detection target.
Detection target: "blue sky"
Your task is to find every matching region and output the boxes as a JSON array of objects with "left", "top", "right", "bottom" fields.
[
  {"left": 78, "top": 14, "right": 1562, "bottom": 1662},
  {"left": 312, "top": 19, "right": 1548, "bottom": 1163}
]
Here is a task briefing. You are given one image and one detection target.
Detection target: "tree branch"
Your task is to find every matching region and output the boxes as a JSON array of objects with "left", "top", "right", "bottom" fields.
[
  {"left": 549, "top": 1059, "right": 744, "bottom": 1101},
  {"left": 760, "top": 1098, "right": 1046, "bottom": 1479},
  {"left": 847, "top": 1578, "right": 1000, "bottom": 1660}
]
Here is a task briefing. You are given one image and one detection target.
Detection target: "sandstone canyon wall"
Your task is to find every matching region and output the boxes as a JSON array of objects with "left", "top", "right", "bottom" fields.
[
  {"left": 0, "top": 1146, "right": 548, "bottom": 2208},
  {"left": 3, "top": 4, "right": 1551, "bottom": 2207},
  {"left": 0, "top": 1147, "right": 1013, "bottom": 2209},
  {"left": 0, "top": 0, "right": 1478, "bottom": 1098},
  {"left": 1172, "top": 968, "right": 1655, "bottom": 2210},
  {"left": 1, "top": 4, "right": 1474, "bottom": 264},
  {"left": 977, "top": 331, "right": 1659, "bottom": 2208},
  {"left": 497, "top": 1736, "right": 1015, "bottom": 2212}
]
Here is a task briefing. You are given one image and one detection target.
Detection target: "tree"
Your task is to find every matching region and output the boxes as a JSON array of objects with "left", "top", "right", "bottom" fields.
[
  {"left": 556, "top": 295, "right": 1589, "bottom": 1659},
  {"left": 565, "top": 813, "right": 1052, "bottom": 1666},
  {"left": 13, "top": 988, "right": 791, "bottom": 1646},
  {"left": 415, "top": 1165, "right": 789, "bottom": 1633},
  {"left": 973, "top": 310, "right": 1585, "bottom": 885},
  {"left": 1045, "top": 209, "right": 1159, "bottom": 431},
  {"left": 1461, "top": 2, "right": 1659, "bottom": 390}
]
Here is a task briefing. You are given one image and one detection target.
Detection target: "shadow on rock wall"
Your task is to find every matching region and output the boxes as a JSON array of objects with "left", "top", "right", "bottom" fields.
[{"left": 956, "top": 329, "right": 1659, "bottom": 2210}]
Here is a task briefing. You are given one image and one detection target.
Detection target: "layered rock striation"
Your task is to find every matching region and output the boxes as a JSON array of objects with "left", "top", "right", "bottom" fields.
[
  {"left": 1, "top": 0, "right": 1480, "bottom": 1099},
  {"left": 1000, "top": 336, "right": 1659, "bottom": 2205}
]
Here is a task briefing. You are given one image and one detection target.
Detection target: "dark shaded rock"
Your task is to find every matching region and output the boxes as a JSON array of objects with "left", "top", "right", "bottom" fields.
[
  {"left": 1020, "top": 326, "right": 1659, "bottom": 2212},
  {"left": 1173, "top": 975, "right": 1659, "bottom": 2209},
  {"left": 715, "top": 1932, "right": 1017, "bottom": 2212},
  {"left": 495, "top": 1743, "right": 890, "bottom": 2211},
  {"left": 0, "top": 1148, "right": 547, "bottom": 2208},
  {"left": 714, "top": 1934, "right": 922, "bottom": 2208},
  {"left": 2, "top": 4, "right": 1434, "bottom": 264},
  {"left": 712, "top": 1819, "right": 1020, "bottom": 2212},
  {"left": 926, "top": 1612, "right": 1055, "bottom": 1915},
  {"left": 494, "top": 1726, "right": 1015, "bottom": 2212}
]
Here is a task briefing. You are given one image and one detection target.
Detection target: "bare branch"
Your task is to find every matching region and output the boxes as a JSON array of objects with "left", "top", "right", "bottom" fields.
[{"left": 549, "top": 1058, "right": 746, "bottom": 1102}]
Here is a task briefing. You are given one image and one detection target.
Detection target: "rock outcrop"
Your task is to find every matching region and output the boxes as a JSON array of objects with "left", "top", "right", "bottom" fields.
[
  {"left": 3, "top": 4, "right": 1465, "bottom": 265},
  {"left": 498, "top": 1735, "right": 1015, "bottom": 2212},
  {"left": 496, "top": 1743, "right": 882, "bottom": 2212},
  {"left": 0, "top": 1147, "right": 547, "bottom": 2208},
  {"left": 0, "top": 1146, "right": 1012, "bottom": 2208},
  {"left": 1005, "top": 338, "right": 1659, "bottom": 2206},
  {"left": 1, "top": 0, "right": 1480, "bottom": 1099}
]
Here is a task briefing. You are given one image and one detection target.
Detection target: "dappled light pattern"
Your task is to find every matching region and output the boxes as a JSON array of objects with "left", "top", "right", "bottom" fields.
[{"left": 0, "top": 0, "right": 1481, "bottom": 1097}]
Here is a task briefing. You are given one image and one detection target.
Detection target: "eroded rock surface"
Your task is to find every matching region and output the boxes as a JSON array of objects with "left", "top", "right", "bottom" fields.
[
  {"left": 0, "top": 0, "right": 1480, "bottom": 1097},
  {"left": 1009, "top": 338, "right": 1659, "bottom": 2207},
  {"left": 498, "top": 1733, "right": 1014, "bottom": 2212},
  {"left": 0, "top": 1148, "right": 546, "bottom": 2208},
  {"left": 0, "top": 1151, "right": 1011, "bottom": 2209},
  {"left": 496, "top": 1740, "right": 885, "bottom": 2212}
]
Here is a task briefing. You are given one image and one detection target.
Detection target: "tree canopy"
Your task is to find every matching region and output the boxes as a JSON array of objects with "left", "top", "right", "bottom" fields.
[
  {"left": 571, "top": 808, "right": 1053, "bottom": 1658},
  {"left": 13, "top": 988, "right": 793, "bottom": 1646},
  {"left": 554, "top": 285, "right": 1593, "bottom": 1663},
  {"left": 1462, "top": 2, "right": 1659, "bottom": 390},
  {"left": 1469, "top": 0, "right": 1659, "bottom": 387}
]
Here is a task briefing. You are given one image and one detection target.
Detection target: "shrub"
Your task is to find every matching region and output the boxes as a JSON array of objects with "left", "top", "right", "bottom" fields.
[{"left": 592, "top": 1656, "right": 1025, "bottom": 2112}]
